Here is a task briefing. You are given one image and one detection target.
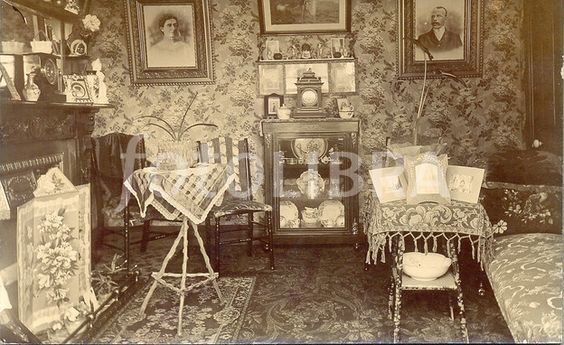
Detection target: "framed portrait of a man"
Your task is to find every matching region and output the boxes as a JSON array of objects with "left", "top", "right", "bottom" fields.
[
  {"left": 397, "top": 0, "right": 483, "bottom": 79},
  {"left": 125, "top": 0, "right": 214, "bottom": 85}
]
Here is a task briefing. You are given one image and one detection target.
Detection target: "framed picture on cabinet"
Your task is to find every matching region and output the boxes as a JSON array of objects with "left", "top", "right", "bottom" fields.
[
  {"left": 397, "top": 0, "right": 483, "bottom": 79},
  {"left": 124, "top": 0, "right": 214, "bottom": 85},
  {"left": 446, "top": 165, "right": 484, "bottom": 203},
  {"left": 264, "top": 93, "right": 283, "bottom": 118},
  {"left": 369, "top": 167, "right": 407, "bottom": 203},
  {"left": 258, "top": 0, "right": 351, "bottom": 34},
  {"left": 258, "top": 64, "right": 284, "bottom": 95},
  {"left": 329, "top": 61, "right": 356, "bottom": 93}
]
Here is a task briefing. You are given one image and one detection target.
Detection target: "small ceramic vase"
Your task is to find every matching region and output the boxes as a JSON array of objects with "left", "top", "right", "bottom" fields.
[{"left": 23, "top": 72, "right": 41, "bottom": 101}]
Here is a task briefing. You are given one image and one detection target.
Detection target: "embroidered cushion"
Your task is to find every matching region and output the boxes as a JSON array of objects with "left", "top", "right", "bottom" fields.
[
  {"left": 213, "top": 199, "right": 272, "bottom": 218},
  {"left": 481, "top": 183, "right": 562, "bottom": 236}
]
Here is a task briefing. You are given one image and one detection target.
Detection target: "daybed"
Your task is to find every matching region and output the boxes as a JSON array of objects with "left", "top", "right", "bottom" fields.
[{"left": 481, "top": 149, "right": 563, "bottom": 343}]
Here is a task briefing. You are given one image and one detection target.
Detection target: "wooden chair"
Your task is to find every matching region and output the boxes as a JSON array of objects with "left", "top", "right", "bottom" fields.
[
  {"left": 91, "top": 132, "right": 180, "bottom": 267},
  {"left": 199, "top": 136, "right": 274, "bottom": 276}
]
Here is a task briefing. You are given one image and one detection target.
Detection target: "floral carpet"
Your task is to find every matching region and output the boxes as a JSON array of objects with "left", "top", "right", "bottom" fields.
[
  {"left": 94, "top": 274, "right": 254, "bottom": 344},
  {"left": 92, "top": 233, "right": 514, "bottom": 344}
]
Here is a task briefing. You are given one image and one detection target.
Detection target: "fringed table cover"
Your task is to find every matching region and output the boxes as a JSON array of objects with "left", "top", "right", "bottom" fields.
[{"left": 362, "top": 193, "right": 494, "bottom": 268}]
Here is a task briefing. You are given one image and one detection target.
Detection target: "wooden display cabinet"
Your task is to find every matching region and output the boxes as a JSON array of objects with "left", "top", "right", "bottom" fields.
[{"left": 262, "top": 118, "right": 362, "bottom": 246}]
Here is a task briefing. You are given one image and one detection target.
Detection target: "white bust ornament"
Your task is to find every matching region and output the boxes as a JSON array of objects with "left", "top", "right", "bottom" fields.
[{"left": 91, "top": 58, "right": 108, "bottom": 103}]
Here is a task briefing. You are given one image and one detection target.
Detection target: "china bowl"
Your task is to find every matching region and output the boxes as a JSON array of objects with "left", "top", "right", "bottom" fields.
[
  {"left": 279, "top": 200, "right": 299, "bottom": 228},
  {"left": 403, "top": 252, "right": 452, "bottom": 281},
  {"left": 318, "top": 200, "right": 344, "bottom": 227}
]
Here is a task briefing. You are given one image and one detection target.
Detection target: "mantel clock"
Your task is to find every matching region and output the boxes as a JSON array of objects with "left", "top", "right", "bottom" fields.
[{"left": 294, "top": 68, "right": 324, "bottom": 118}]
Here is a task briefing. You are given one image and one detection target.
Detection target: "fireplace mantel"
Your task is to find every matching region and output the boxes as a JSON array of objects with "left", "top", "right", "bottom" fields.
[
  {"left": 0, "top": 100, "right": 111, "bottom": 287},
  {"left": 0, "top": 101, "right": 112, "bottom": 184}
]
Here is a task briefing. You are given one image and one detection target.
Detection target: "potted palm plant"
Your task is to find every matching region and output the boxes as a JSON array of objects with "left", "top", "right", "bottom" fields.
[{"left": 138, "top": 91, "right": 217, "bottom": 169}]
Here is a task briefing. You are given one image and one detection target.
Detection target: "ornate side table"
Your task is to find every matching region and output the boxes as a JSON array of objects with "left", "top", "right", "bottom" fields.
[
  {"left": 362, "top": 193, "right": 494, "bottom": 343},
  {"left": 124, "top": 163, "right": 235, "bottom": 336}
]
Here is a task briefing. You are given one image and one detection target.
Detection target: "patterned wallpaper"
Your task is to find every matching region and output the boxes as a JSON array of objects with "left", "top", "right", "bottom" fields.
[{"left": 89, "top": 0, "right": 526, "bottom": 197}]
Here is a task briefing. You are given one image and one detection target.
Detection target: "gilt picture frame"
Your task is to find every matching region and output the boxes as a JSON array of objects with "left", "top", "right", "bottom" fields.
[
  {"left": 258, "top": 0, "right": 351, "bottom": 34},
  {"left": 397, "top": 0, "right": 483, "bottom": 79},
  {"left": 124, "top": 0, "right": 214, "bottom": 85}
]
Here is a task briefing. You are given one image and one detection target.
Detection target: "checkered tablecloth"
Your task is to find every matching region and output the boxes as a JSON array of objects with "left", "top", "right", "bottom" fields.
[{"left": 124, "top": 163, "right": 235, "bottom": 224}]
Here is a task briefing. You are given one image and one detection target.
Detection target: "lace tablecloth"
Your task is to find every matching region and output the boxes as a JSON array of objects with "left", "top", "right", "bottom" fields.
[
  {"left": 124, "top": 163, "right": 235, "bottom": 223},
  {"left": 362, "top": 193, "right": 494, "bottom": 267}
]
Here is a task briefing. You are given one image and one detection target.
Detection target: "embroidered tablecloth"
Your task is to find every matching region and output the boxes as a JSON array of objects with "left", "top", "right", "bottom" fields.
[
  {"left": 124, "top": 163, "right": 235, "bottom": 223},
  {"left": 362, "top": 193, "right": 494, "bottom": 267}
]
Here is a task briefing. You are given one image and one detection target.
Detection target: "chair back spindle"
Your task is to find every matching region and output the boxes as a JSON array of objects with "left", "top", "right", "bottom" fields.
[{"left": 199, "top": 137, "right": 252, "bottom": 201}]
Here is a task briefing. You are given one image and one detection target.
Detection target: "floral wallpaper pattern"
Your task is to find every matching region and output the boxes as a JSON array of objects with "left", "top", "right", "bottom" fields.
[{"left": 89, "top": 0, "right": 526, "bottom": 199}]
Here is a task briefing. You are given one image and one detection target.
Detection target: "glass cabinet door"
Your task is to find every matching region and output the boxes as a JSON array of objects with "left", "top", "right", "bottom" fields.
[{"left": 274, "top": 134, "right": 350, "bottom": 233}]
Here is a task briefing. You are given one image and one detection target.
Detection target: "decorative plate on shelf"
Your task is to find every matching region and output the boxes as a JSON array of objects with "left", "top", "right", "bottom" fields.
[
  {"left": 279, "top": 200, "right": 299, "bottom": 228},
  {"left": 296, "top": 171, "right": 325, "bottom": 199},
  {"left": 318, "top": 200, "right": 344, "bottom": 227},
  {"left": 291, "top": 138, "right": 328, "bottom": 161}
]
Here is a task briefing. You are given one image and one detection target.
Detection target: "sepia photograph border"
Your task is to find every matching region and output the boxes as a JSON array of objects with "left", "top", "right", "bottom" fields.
[
  {"left": 397, "top": 0, "right": 483, "bottom": 79},
  {"left": 124, "top": 0, "right": 214, "bottom": 85},
  {"left": 258, "top": 0, "right": 351, "bottom": 34}
]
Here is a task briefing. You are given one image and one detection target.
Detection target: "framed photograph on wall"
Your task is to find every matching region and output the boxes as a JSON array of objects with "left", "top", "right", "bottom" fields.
[
  {"left": 258, "top": 0, "right": 351, "bottom": 34},
  {"left": 446, "top": 165, "right": 484, "bottom": 203},
  {"left": 258, "top": 64, "right": 284, "bottom": 95},
  {"left": 124, "top": 0, "right": 214, "bottom": 85},
  {"left": 397, "top": 0, "right": 483, "bottom": 79},
  {"left": 369, "top": 167, "right": 407, "bottom": 203},
  {"left": 264, "top": 93, "right": 284, "bottom": 118}
]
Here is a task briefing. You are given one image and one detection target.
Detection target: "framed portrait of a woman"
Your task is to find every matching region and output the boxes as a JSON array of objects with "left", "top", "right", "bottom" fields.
[{"left": 125, "top": 0, "right": 214, "bottom": 85}]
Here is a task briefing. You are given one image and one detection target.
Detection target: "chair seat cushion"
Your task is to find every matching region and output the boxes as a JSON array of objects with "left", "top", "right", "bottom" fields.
[{"left": 213, "top": 200, "right": 272, "bottom": 218}]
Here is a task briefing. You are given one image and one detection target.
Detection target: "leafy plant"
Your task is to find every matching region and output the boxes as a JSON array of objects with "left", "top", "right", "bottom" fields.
[
  {"left": 91, "top": 254, "right": 125, "bottom": 297},
  {"left": 138, "top": 91, "right": 217, "bottom": 141}
]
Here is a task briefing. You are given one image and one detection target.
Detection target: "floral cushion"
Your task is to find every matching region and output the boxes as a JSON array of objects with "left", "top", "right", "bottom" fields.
[
  {"left": 486, "top": 233, "right": 562, "bottom": 343},
  {"left": 481, "top": 182, "right": 562, "bottom": 235},
  {"left": 213, "top": 200, "right": 272, "bottom": 218}
]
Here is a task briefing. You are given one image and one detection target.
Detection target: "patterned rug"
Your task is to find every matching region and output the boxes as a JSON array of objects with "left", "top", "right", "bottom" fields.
[
  {"left": 91, "top": 233, "right": 514, "bottom": 344},
  {"left": 94, "top": 276, "right": 255, "bottom": 344}
]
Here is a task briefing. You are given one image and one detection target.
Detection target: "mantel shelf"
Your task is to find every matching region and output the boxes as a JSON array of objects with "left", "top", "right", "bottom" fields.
[
  {"left": 0, "top": 100, "right": 114, "bottom": 110},
  {"left": 3, "top": 0, "right": 81, "bottom": 23},
  {"left": 257, "top": 57, "right": 356, "bottom": 64}
]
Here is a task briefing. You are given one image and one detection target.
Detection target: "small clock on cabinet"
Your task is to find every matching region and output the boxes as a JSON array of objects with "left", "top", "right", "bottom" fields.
[{"left": 294, "top": 68, "right": 324, "bottom": 118}]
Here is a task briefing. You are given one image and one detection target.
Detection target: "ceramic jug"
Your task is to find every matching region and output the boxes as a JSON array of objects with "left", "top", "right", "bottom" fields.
[
  {"left": 277, "top": 104, "right": 291, "bottom": 119},
  {"left": 23, "top": 72, "right": 41, "bottom": 101}
]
